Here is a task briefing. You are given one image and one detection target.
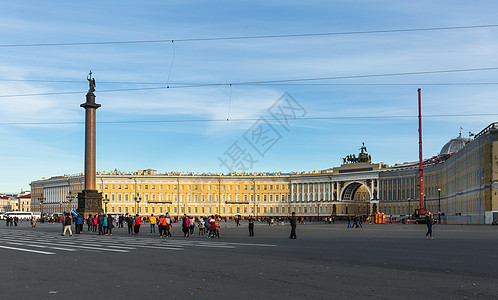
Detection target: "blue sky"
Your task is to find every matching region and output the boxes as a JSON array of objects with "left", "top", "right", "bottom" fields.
[{"left": 1, "top": 1, "right": 498, "bottom": 193}]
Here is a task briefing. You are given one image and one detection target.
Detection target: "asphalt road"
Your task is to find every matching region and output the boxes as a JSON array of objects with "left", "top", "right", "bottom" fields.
[{"left": 0, "top": 221, "right": 497, "bottom": 300}]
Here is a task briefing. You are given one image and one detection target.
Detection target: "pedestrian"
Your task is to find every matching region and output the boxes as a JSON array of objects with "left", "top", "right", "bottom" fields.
[
  {"left": 14, "top": 216, "right": 18, "bottom": 226},
  {"left": 150, "top": 214, "right": 156, "bottom": 233},
  {"left": 92, "top": 214, "right": 98, "bottom": 232},
  {"left": 208, "top": 215, "right": 216, "bottom": 238},
  {"left": 189, "top": 216, "right": 195, "bottom": 236},
  {"left": 198, "top": 217, "right": 205, "bottom": 236},
  {"left": 75, "top": 214, "right": 84, "bottom": 234},
  {"left": 134, "top": 214, "right": 141, "bottom": 234},
  {"left": 157, "top": 215, "right": 165, "bottom": 237},
  {"left": 62, "top": 213, "right": 73, "bottom": 236},
  {"left": 425, "top": 212, "right": 434, "bottom": 239},
  {"left": 165, "top": 213, "right": 172, "bottom": 237},
  {"left": 215, "top": 215, "right": 221, "bottom": 239},
  {"left": 102, "top": 214, "right": 108, "bottom": 235},
  {"left": 107, "top": 214, "right": 114, "bottom": 235},
  {"left": 126, "top": 214, "right": 133, "bottom": 234},
  {"left": 248, "top": 215, "right": 255, "bottom": 237},
  {"left": 87, "top": 214, "right": 93, "bottom": 232},
  {"left": 203, "top": 216, "right": 209, "bottom": 234},
  {"left": 97, "top": 212, "right": 105, "bottom": 235},
  {"left": 182, "top": 214, "right": 190, "bottom": 237},
  {"left": 289, "top": 212, "right": 297, "bottom": 239}
]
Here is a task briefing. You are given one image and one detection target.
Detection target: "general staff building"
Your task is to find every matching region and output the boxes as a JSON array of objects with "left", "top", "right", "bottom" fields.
[{"left": 30, "top": 122, "right": 498, "bottom": 224}]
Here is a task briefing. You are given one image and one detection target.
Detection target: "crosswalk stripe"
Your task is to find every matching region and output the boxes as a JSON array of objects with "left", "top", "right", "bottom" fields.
[
  {"left": 0, "top": 244, "right": 55, "bottom": 255},
  {"left": 6, "top": 242, "right": 76, "bottom": 251},
  {"left": 50, "top": 242, "right": 130, "bottom": 252}
]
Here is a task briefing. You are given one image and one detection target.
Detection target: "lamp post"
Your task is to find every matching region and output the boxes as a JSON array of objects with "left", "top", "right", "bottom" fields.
[
  {"left": 408, "top": 198, "right": 411, "bottom": 219},
  {"left": 438, "top": 188, "right": 441, "bottom": 224},
  {"left": 103, "top": 195, "right": 109, "bottom": 214},
  {"left": 134, "top": 193, "right": 141, "bottom": 215},
  {"left": 39, "top": 196, "right": 45, "bottom": 222},
  {"left": 66, "top": 191, "right": 73, "bottom": 213}
]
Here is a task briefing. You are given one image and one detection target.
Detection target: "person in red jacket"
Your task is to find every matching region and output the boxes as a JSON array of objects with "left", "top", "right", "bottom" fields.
[{"left": 134, "top": 214, "right": 142, "bottom": 234}]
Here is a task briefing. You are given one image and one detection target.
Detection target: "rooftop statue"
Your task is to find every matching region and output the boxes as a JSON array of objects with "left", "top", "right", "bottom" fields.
[
  {"left": 342, "top": 143, "right": 372, "bottom": 164},
  {"left": 87, "top": 71, "right": 96, "bottom": 93}
]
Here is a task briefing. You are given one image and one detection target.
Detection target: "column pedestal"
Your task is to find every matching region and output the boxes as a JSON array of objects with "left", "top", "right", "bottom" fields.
[{"left": 77, "top": 190, "right": 103, "bottom": 217}]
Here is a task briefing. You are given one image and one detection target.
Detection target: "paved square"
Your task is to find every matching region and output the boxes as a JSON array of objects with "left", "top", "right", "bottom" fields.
[{"left": 1, "top": 221, "right": 497, "bottom": 299}]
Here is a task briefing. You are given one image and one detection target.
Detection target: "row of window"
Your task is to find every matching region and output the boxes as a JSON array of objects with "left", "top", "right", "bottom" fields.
[
  {"left": 106, "top": 204, "right": 329, "bottom": 215},
  {"left": 103, "top": 192, "right": 291, "bottom": 203},
  {"left": 98, "top": 183, "right": 289, "bottom": 192}
]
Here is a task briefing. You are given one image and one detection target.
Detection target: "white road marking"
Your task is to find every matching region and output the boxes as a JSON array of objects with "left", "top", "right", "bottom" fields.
[
  {"left": 6, "top": 241, "right": 76, "bottom": 251},
  {"left": 0, "top": 244, "right": 55, "bottom": 255}
]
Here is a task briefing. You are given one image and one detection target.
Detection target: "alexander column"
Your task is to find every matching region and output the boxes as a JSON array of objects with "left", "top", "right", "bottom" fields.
[{"left": 77, "top": 71, "right": 103, "bottom": 216}]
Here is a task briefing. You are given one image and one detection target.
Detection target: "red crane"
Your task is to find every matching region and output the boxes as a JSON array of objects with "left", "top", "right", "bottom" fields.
[{"left": 416, "top": 88, "right": 427, "bottom": 216}]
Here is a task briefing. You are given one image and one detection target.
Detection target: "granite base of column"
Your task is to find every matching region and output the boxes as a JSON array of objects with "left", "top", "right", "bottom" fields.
[{"left": 77, "top": 190, "right": 103, "bottom": 217}]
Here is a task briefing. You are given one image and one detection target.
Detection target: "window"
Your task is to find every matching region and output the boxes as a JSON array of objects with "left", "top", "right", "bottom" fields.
[
  {"left": 118, "top": 185, "right": 122, "bottom": 190},
  {"left": 125, "top": 185, "right": 128, "bottom": 190},
  {"left": 152, "top": 185, "right": 155, "bottom": 190},
  {"left": 112, "top": 184, "right": 115, "bottom": 189},
  {"left": 145, "top": 184, "right": 149, "bottom": 190}
]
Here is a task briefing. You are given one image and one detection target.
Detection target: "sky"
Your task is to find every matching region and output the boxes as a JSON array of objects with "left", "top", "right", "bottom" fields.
[{"left": 1, "top": 1, "right": 498, "bottom": 193}]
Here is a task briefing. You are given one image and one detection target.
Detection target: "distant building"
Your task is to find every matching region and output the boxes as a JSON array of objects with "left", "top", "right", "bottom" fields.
[{"left": 30, "top": 122, "right": 498, "bottom": 224}]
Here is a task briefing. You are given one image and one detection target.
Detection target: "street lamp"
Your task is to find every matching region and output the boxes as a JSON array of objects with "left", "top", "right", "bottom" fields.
[
  {"left": 134, "top": 193, "right": 141, "bottom": 215},
  {"left": 66, "top": 191, "right": 73, "bottom": 213},
  {"left": 407, "top": 198, "right": 411, "bottom": 219},
  {"left": 438, "top": 188, "right": 441, "bottom": 224},
  {"left": 103, "top": 195, "right": 109, "bottom": 214},
  {"left": 39, "top": 196, "right": 45, "bottom": 222}
]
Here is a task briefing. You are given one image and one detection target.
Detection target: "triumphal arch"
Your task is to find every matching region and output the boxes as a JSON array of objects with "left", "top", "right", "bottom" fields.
[{"left": 290, "top": 144, "right": 387, "bottom": 216}]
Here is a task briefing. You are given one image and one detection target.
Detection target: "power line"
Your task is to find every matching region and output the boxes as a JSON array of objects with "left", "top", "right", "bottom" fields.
[
  {"left": 1, "top": 113, "right": 497, "bottom": 126},
  {"left": 1, "top": 67, "right": 498, "bottom": 98},
  {"left": 1, "top": 24, "right": 497, "bottom": 48}
]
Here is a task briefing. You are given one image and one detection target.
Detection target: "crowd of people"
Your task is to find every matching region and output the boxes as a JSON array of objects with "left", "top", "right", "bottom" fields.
[
  {"left": 23, "top": 211, "right": 438, "bottom": 240},
  {"left": 57, "top": 212, "right": 232, "bottom": 239}
]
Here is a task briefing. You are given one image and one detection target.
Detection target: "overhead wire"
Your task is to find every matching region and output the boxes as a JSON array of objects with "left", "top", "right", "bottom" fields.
[
  {"left": 0, "top": 24, "right": 497, "bottom": 48},
  {"left": 2, "top": 67, "right": 498, "bottom": 98},
  {"left": 1, "top": 113, "right": 497, "bottom": 126}
]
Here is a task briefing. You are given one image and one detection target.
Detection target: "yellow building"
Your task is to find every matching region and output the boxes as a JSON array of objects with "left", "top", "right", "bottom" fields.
[{"left": 30, "top": 122, "right": 498, "bottom": 224}]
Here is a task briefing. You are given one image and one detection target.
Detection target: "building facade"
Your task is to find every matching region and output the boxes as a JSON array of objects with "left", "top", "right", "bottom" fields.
[{"left": 30, "top": 122, "right": 498, "bottom": 224}]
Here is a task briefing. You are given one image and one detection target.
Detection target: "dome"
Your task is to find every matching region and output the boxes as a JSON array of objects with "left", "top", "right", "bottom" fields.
[{"left": 440, "top": 133, "right": 471, "bottom": 155}]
